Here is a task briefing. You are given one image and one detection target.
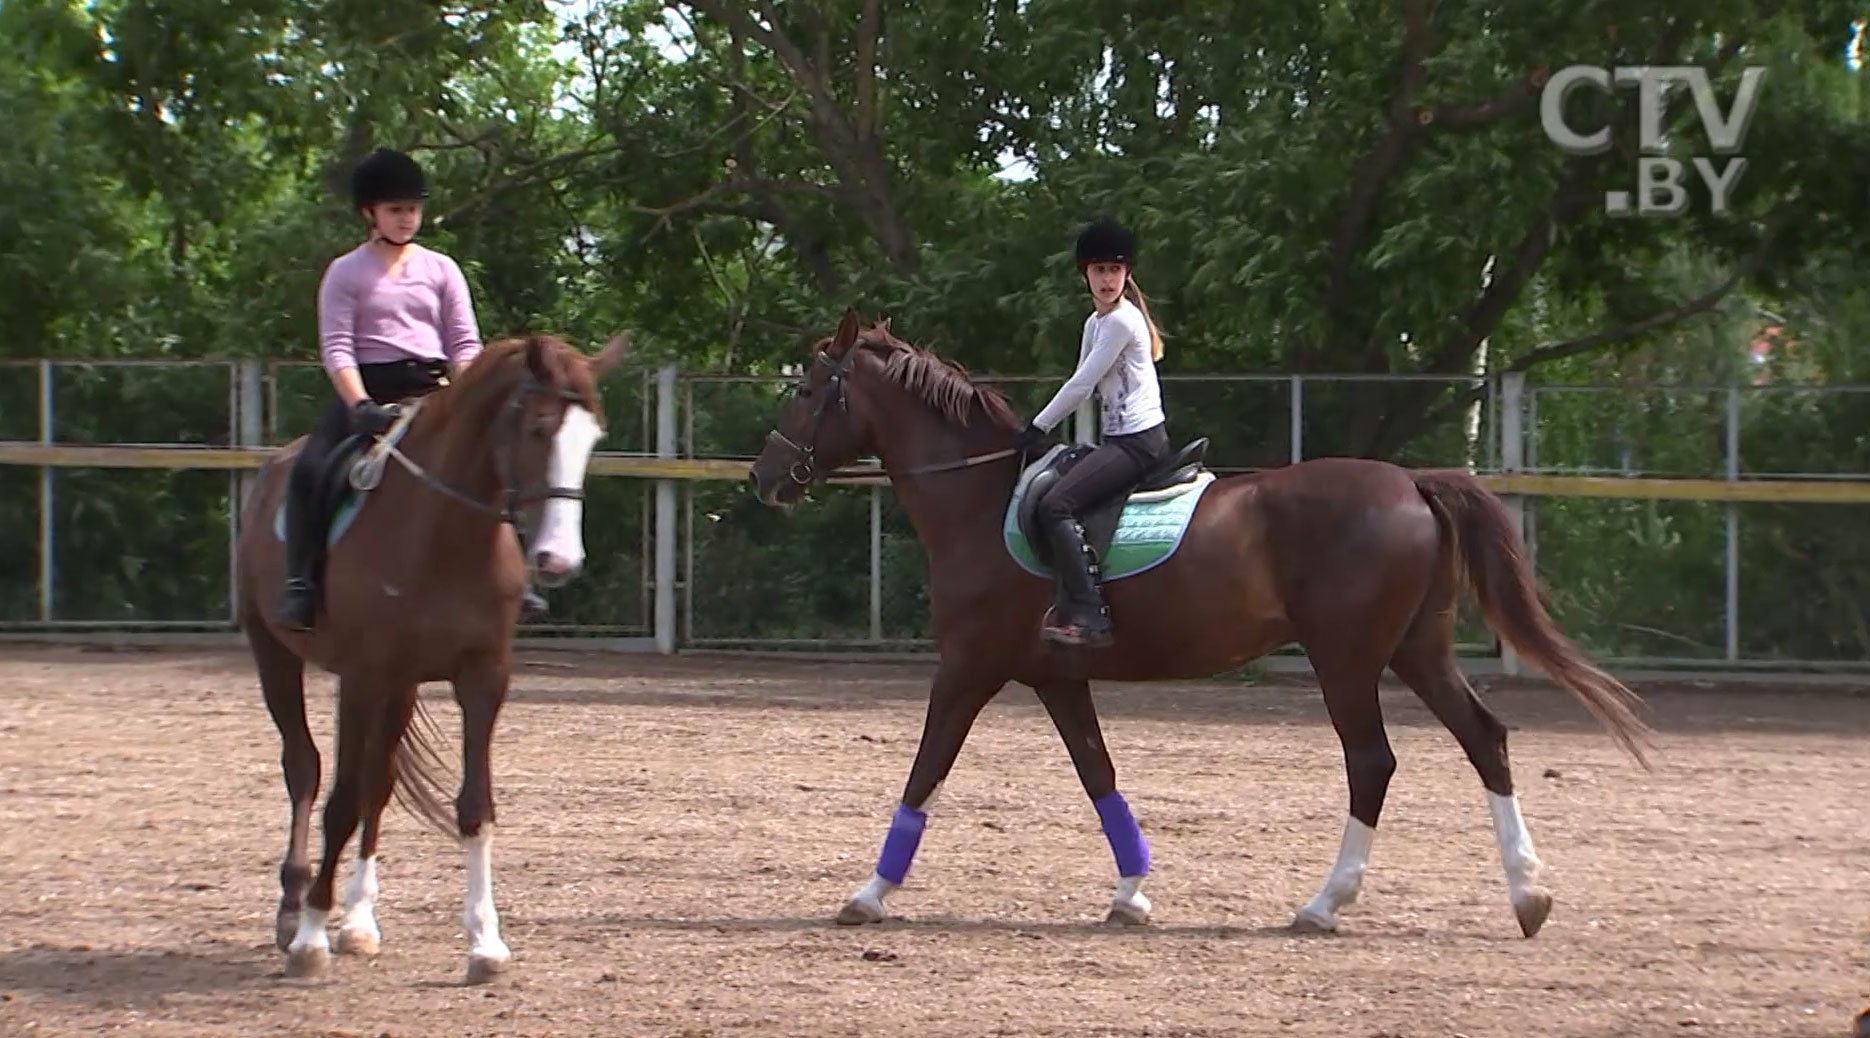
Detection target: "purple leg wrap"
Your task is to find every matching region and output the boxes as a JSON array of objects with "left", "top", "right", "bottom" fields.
[
  {"left": 1093, "top": 790, "right": 1149, "bottom": 878},
  {"left": 874, "top": 802, "right": 928, "bottom": 885}
]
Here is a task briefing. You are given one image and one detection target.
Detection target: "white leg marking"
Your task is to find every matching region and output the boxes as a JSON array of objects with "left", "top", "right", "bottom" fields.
[
  {"left": 1293, "top": 815, "right": 1374, "bottom": 932},
  {"left": 462, "top": 829, "right": 510, "bottom": 982},
  {"left": 334, "top": 855, "right": 381, "bottom": 955},
  {"left": 843, "top": 873, "right": 897, "bottom": 923},
  {"left": 1489, "top": 791, "right": 1552, "bottom": 936},
  {"left": 530, "top": 405, "right": 602, "bottom": 577},
  {"left": 1107, "top": 874, "right": 1151, "bottom": 924},
  {"left": 284, "top": 904, "right": 332, "bottom": 977}
]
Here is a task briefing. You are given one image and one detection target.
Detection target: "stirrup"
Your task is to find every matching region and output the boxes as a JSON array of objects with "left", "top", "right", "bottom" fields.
[{"left": 1041, "top": 607, "right": 1113, "bottom": 648}]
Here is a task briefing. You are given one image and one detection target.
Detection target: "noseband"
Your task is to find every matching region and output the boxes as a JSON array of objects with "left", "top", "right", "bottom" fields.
[{"left": 763, "top": 344, "right": 1017, "bottom": 488}]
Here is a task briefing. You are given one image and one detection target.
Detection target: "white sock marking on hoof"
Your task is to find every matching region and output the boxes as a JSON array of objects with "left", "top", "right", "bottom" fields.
[
  {"left": 836, "top": 874, "right": 895, "bottom": 925},
  {"left": 334, "top": 855, "right": 381, "bottom": 955},
  {"left": 1488, "top": 791, "right": 1551, "bottom": 935},
  {"left": 1105, "top": 875, "right": 1151, "bottom": 925},
  {"left": 462, "top": 831, "right": 510, "bottom": 970},
  {"left": 284, "top": 905, "right": 332, "bottom": 976},
  {"left": 1294, "top": 815, "right": 1374, "bottom": 932}
]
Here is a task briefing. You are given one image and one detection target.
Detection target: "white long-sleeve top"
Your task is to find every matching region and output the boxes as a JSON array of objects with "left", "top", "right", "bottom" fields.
[{"left": 1031, "top": 297, "right": 1164, "bottom": 437}]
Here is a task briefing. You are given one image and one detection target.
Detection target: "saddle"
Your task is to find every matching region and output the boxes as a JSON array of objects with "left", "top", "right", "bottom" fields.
[
  {"left": 1015, "top": 436, "right": 1210, "bottom": 572},
  {"left": 276, "top": 397, "right": 427, "bottom": 551},
  {"left": 310, "top": 402, "right": 422, "bottom": 521}
]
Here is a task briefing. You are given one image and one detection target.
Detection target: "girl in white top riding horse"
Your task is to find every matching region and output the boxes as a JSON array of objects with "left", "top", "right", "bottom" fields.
[{"left": 1015, "top": 217, "right": 1171, "bottom": 648}]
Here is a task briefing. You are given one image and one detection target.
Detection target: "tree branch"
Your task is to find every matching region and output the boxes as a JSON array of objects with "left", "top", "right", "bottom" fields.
[
  {"left": 1421, "top": 82, "right": 1540, "bottom": 129},
  {"left": 430, "top": 142, "right": 627, "bottom": 225},
  {"left": 1376, "top": 208, "right": 1790, "bottom": 456},
  {"left": 1503, "top": 226, "right": 1779, "bottom": 374},
  {"left": 1314, "top": 0, "right": 1435, "bottom": 353},
  {"left": 681, "top": 0, "right": 918, "bottom": 273},
  {"left": 1315, "top": 0, "right": 1545, "bottom": 365},
  {"left": 853, "top": 0, "right": 882, "bottom": 141},
  {"left": 1418, "top": 16, "right": 1707, "bottom": 379}
]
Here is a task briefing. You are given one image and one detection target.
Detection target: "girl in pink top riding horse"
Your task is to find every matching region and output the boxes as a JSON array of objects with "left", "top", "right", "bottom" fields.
[{"left": 276, "top": 148, "right": 489, "bottom": 630}]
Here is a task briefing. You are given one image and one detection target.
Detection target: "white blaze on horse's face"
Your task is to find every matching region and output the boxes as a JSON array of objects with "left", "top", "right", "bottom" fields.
[{"left": 529, "top": 404, "right": 603, "bottom": 583}]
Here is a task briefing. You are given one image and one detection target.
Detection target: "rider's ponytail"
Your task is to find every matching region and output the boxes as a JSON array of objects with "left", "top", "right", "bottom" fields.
[{"left": 1124, "top": 278, "right": 1164, "bottom": 361}]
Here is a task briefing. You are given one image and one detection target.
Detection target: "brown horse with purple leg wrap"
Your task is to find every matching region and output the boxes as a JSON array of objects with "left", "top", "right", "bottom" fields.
[{"left": 746, "top": 309, "right": 1654, "bottom": 936}]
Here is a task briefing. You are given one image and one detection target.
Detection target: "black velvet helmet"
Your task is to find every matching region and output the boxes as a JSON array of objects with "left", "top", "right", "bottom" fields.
[
  {"left": 350, "top": 148, "right": 428, "bottom": 209},
  {"left": 1074, "top": 217, "right": 1136, "bottom": 269}
]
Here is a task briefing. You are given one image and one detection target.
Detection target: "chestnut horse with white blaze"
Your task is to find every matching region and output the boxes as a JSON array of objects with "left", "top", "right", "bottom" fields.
[
  {"left": 236, "top": 332, "right": 626, "bottom": 983},
  {"left": 747, "top": 310, "right": 1654, "bottom": 937}
]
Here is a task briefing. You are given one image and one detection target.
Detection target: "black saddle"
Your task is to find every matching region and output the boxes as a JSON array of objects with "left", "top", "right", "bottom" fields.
[{"left": 1016, "top": 436, "right": 1209, "bottom": 570}]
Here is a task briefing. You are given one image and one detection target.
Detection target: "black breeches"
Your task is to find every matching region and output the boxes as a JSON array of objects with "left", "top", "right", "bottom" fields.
[{"left": 1035, "top": 423, "right": 1171, "bottom": 523}]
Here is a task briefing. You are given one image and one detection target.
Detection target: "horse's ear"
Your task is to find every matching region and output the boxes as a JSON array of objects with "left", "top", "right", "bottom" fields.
[
  {"left": 524, "top": 335, "right": 550, "bottom": 381},
  {"left": 829, "top": 307, "right": 861, "bottom": 357},
  {"left": 591, "top": 330, "right": 631, "bottom": 378}
]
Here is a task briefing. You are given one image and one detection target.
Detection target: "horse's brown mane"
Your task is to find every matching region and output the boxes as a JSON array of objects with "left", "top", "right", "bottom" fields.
[
  {"left": 846, "top": 321, "right": 1021, "bottom": 430},
  {"left": 433, "top": 335, "right": 604, "bottom": 427}
]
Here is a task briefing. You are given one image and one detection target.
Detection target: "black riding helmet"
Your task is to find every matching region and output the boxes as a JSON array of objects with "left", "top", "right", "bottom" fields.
[
  {"left": 1075, "top": 217, "right": 1136, "bottom": 270},
  {"left": 350, "top": 148, "right": 428, "bottom": 210}
]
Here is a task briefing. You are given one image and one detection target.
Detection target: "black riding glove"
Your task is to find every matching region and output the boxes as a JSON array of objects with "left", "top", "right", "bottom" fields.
[
  {"left": 1014, "top": 421, "right": 1048, "bottom": 453},
  {"left": 349, "top": 400, "right": 397, "bottom": 437}
]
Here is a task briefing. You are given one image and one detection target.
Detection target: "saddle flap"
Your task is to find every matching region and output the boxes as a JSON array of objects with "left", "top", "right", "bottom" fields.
[
  {"left": 1013, "top": 444, "right": 1091, "bottom": 566},
  {"left": 317, "top": 434, "right": 368, "bottom": 513}
]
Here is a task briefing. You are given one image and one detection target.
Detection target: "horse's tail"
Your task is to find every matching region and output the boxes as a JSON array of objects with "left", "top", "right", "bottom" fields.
[
  {"left": 386, "top": 691, "right": 458, "bottom": 837},
  {"left": 1411, "top": 470, "right": 1657, "bottom": 770}
]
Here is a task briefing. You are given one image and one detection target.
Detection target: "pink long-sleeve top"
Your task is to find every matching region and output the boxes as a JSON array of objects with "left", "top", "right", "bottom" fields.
[{"left": 317, "top": 243, "right": 483, "bottom": 378}]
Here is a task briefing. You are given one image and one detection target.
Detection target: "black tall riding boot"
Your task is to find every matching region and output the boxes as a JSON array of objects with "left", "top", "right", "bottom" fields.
[
  {"left": 1041, "top": 515, "right": 1114, "bottom": 648},
  {"left": 275, "top": 468, "right": 324, "bottom": 631}
]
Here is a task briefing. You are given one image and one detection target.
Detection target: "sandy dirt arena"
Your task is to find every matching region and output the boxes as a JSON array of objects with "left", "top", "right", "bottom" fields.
[{"left": 0, "top": 645, "right": 1865, "bottom": 1038}]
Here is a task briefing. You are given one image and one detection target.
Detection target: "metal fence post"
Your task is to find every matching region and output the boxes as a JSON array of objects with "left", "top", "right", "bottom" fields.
[
  {"left": 1498, "top": 372, "right": 1527, "bottom": 676},
  {"left": 683, "top": 377, "right": 695, "bottom": 646},
  {"left": 1289, "top": 374, "right": 1304, "bottom": 464},
  {"left": 1074, "top": 398, "right": 1096, "bottom": 444},
  {"left": 869, "top": 485, "right": 883, "bottom": 641},
  {"left": 1725, "top": 387, "right": 1741, "bottom": 661},
  {"left": 229, "top": 360, "right": 264, "bottom": 622},
  {"left": 38, "top": 360, "right": 53, "bottom": 622},
  {"left": 654, "top": 362, "right": 678, "bottom": 654}
]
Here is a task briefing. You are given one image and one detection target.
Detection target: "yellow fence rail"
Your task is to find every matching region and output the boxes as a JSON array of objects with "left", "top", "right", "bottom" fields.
[{"left": 5, "top": 442, "right": 1870, "bottom": 503}]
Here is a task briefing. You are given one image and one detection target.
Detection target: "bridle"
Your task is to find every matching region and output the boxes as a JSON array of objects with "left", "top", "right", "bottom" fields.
[
  {"left": 361, "top": 375, "right": 591, "bottom": 542},
  {"left": 763, "top": 343, "right": 1019, "bottom": 489}
]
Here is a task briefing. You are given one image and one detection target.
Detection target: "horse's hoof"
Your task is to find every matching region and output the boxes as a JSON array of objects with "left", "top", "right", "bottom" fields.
[
  {"left": 1514, "top": 887, "right": 1554, "bottom": 938},
  {"left": 1289, "top": 907, "right": 1339, "bottom": 934},
  {"left": 284, "top": 943, "right": 331, "bottom": 979},
  {"left": 1104, "top": 889, "right": 1151, "bottom": 926},
  {"left": 1104, "top": 903, "right": 1150, "bottom": 926},
  {"left": 464, "top": 952, "right": 510, "bottom": 986},
  {"left": 1852, "top": 1006, "right": 1870, "bottom": 1038},
  {"left": 835, "top": 896, "right": 886, "bottom": 926},
  {"left": 334, "top": 926, "right": 380, "bottom": 957}
]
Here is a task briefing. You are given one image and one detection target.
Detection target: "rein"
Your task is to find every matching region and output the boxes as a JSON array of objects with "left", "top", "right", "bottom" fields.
[
  {"left": 763, "top": 343, "right": 1022, "bottom": 487},
  {"left": 356, "top": 375, "right": 589, "bottom": 535}
]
